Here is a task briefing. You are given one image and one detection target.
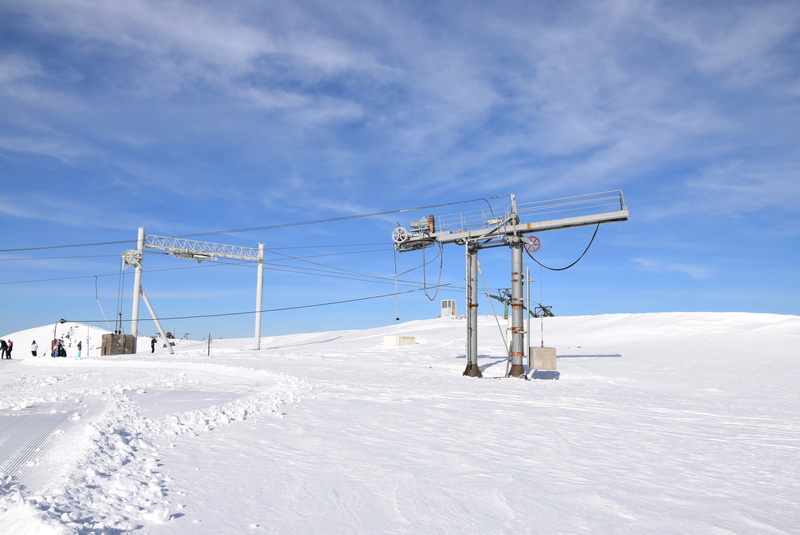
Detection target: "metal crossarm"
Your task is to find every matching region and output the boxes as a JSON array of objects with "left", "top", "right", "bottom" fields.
[
  {"left": 145, "top": 235, "right": 262, "bottom": 262},
  {"left": 393, "top": 190, "right": 628, "bottom": 251}
]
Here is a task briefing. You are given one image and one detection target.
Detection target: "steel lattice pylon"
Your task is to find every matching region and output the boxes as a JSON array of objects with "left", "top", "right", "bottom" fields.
[{"left": 145, "top": 235, "right": 261, "bottom": 262}]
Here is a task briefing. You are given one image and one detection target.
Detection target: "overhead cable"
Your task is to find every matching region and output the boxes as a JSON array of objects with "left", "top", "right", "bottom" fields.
[
  {"left": 0, "top": 195, "right": 506, "bottom": 253},
  {"left": 70, "top": 287, "right": 432, "bottom": 323},
  {"left": 178, "top": 195, "right": 508, "bottom": 238}
]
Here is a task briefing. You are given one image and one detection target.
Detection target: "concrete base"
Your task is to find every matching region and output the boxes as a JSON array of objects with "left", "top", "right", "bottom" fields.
[
  {"left": 507, "top": 364, "right": 527, "bottom": 377},
  {"left": 384, "top": 335, "right": 416, "bottom": 347},
  {"left": 463, "top": 363, "right": 482, "bottom": 377},
  {"left": 529, "top": 347, "right": 557, "bottom": 370},
  {"left": 101, "top": 334, "right": 137, "bottom": 355}
]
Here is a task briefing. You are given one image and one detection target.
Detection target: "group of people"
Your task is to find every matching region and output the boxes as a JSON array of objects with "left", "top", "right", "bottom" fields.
[
  {"left": 0, "top": 339, "right": 12, "bottom": 359},
  {"left": 19, "top": 339, "right": 82, "bottom": 358},
  {"left": 46, "top": 339, "right": 81, "bottom": 358},
  {"left": 50, "top": 339, "right": 67, "bottom": 358}
]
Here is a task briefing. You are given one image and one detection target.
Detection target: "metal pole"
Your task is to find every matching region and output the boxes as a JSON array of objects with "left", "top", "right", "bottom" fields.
[
  {"left": 463, "top": 241, "right": 481, "bottom": 377},
  {"left": 139, "top": 286, "right": 174, "bottom": 355},
  {"left": 507, "top": 237, "right": 527, "bottom": 377},
  {"left": 131, "top": 226, "right": 145, "bottom": 339},
  {"left": 254, "top": 243, "right": 264, "bottom": 350}
]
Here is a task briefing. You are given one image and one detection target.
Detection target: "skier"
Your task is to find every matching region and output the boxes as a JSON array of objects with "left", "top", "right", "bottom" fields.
[
  {"left": 77, "top": 341, "right": 82, "bottom": 358},
  {"left": 0, "top": 339, "right": 7, "bottom": 359},
  {"left": 6, "top": 340, "right": 12, "bottom": 359},
  {"left": 32, "top": 340, "right": 38, "bottom": 357},
  {"left": 151, "top": 337, "right": 157, "bottom": 353}
]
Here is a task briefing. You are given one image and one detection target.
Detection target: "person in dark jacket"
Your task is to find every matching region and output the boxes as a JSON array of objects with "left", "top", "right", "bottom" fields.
[{"left": 0, "top": 339, "right": 7, "bottom": 359}]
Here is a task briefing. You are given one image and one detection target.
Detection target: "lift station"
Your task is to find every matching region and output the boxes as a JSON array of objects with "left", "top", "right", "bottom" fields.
[{"left": 391, "top": 191, "right": 629, "bottom": 378}]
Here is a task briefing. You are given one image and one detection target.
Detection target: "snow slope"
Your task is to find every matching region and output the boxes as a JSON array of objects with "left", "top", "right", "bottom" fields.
[{"left": 0, "top": 313, "right": 798, "bottom": 534}]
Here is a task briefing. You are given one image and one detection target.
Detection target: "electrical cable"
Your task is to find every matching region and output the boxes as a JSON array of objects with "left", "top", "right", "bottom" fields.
[
  {"left": 0, "top": 249, "right": 454, "bottom": 290},
  {"left": 268, "top": 242, "right": 388, "bottom": 250},
  {"left": 69, "top": 287, "right": 430, "bottom": 324},
  {"left": 0, "top": 239, "right": 134, "bottom": 253},
  {"left": 525, "top": 223, "right": 600, "bottom": 271},
  {"left": 0, "top": 261, "right": 228, "bottom": 285},
  {"left": 3, "top": 196, "right": 514, "bottom": 331},
  {"left": 266, "top": 249, "right": 389, "bottom": 279},
  {"left": 0, "top": 196, "right": 507, "bottom": 253},
  {"left": 264, "top": 264, "right": 452, "bottom": 289},
  {"left": 178, "top": 196, "right": 509, "bottom": 238},
  {"left": 421, "top": 242, "right": 444, "bottom": 301},
  {"left": 0, "top": 254, "right": 120, "bottom": 262}
]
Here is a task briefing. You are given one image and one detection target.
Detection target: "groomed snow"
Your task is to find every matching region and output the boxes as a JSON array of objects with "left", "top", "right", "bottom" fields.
[{"left": 1, "top": 312, "right": 798, "bottom": 534}]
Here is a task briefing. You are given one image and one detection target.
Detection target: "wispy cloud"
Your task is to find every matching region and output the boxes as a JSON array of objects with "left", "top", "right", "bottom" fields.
[
  {"left": 1, "top": 0, "right": 798, "bottom": 220},
  {"left": 633, "top": 257, "right": 712, "bottom": 280},
  {"left": 654, "top": 1, "right": 800, "bottom": 90},
  {"left": 0, "top": 134, "right": 94, "bottom": 161}
]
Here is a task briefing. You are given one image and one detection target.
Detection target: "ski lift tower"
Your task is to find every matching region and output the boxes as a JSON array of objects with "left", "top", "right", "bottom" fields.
[
  {"left": 124, "top": 227, "right": 266, "bottom": 351},
  {"left": 392, "top": 191, "right": 628, "bottom": 378}
]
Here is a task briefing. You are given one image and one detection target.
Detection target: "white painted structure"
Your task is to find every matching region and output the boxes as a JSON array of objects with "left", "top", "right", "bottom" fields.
[{"left": 124, "top": 227, "right": 266, "bottom": 351}]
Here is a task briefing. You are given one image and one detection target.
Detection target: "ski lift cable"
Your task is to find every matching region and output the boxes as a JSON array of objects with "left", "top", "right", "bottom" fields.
[
  {"left": 264, "top": 244, "right": 442, "bottom": 282},
  {"left": 264, "top": 264, "right": 452, "bottom": 289},
  {"left": 260, "top": 251, "right": 441, "bottom": 284},
  {"left": 0, "top": 249, "right": 443, "bottom": 288},
  {"left": 70, "top": 287, "right": 433, "bottom": 324},
  {"left": 179, "top": 195, "right": 509, "bottom": 238},
  {"left": 266, "top": 248, "right": 391, "bottom": 278},
  {"left": 0, "top": 196, "right": 508, "bottom": 253},
  {"left": 269, "top": 242, "right": 389, "bottom": 250},
  {"left": 196, "top": 253, "right": 453, "bottom": 290},
  {"left": 0, "top": 254, "right": 121, "bottom": 262}
]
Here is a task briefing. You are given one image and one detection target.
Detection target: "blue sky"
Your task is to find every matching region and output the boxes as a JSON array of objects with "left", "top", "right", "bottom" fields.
[{"left": 1, "top": 0, "right": 798, "bottom": 339}]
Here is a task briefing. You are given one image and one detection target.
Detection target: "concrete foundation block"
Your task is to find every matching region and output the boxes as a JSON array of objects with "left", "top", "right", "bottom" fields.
[
  {"left": 384, "top": 335, "right": 416, "bottom": 347},
  {"left": 529, "top": 347, "right": 557, "bottom": 370},
  {"left": 101, "top": 334, "right": 137, "bottom": 355}
]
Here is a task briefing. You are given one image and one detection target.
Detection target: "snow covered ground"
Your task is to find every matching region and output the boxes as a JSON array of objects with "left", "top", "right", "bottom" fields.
[{"left": 0, "top": 312, "right": 798, "bottom": 534}]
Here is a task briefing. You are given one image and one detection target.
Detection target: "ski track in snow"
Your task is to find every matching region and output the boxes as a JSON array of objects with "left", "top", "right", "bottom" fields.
[
  {"left": 0, "top": 359, "right": 311, "bottom": 534},
  {"left": 0, "top": 397, "right": 110, "bottom": 495}
]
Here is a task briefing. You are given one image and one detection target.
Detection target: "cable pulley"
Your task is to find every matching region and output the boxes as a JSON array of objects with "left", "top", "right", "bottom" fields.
[{"left": 524, "top": 236, "right": 541, "bottom": 252}]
